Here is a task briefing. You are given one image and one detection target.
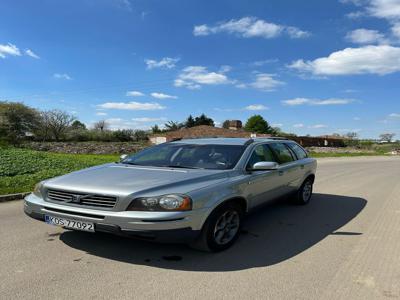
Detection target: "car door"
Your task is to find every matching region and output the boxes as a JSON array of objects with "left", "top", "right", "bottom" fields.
[
  {"left": 286, "top": 142, "right": 314, "bottom": 188},
  {"left": 245, "top": 144, "right": 286, "bottom": 208},
  {"left": 268, "top": 142, "right": 299, "bottom": 194}
]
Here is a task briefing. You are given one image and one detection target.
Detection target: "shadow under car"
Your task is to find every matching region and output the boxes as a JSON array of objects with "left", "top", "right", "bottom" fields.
[{"left": 59, "top": 193, "right": 366, "bottom": 272}]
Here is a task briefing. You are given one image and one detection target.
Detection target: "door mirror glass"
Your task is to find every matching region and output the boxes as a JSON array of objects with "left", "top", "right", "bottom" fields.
[
  {"left": 251, "top": 161, "right": 279, "bottom": 170},
  {"left": 120, "top": 154, "right": 128, "bottom": 161}
]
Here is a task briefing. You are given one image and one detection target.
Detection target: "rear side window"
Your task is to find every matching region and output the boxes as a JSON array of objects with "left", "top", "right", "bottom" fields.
[
  {"left": 246, "top": 144, "right": 277, "bottom": 168},
  {"left": 268, "top": 143, "right": 295, "bottom": 164},
  {"left": 287, "top": 143, "right": 308, "bottom": 160}
]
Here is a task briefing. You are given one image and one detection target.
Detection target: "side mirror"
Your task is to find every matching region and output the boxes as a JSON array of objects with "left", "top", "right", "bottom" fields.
[
  {"left": 251, "top": 161, "right": 279, "bottom": 171},
  {"left": 120, "top": 154, "right": 128, "bottom": 161}
]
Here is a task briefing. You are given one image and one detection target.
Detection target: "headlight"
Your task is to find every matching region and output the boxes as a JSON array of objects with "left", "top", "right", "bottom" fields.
[
  {"left": 127, "top": 194, "right": 192, "bottom": 211},
  {"left": 33, "top": 182, "right": 43, "bottom": 198}
]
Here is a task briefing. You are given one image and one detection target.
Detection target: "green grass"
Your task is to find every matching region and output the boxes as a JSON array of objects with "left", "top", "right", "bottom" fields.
[
  {"left": 0, "top": 146, "right": 395, "bottom": 195},
  {"left": 309, "top": 151, "right": 388, "bottom": 158},
  {"left": 0, "top": 148, "right": 118, "bottom": 195}
]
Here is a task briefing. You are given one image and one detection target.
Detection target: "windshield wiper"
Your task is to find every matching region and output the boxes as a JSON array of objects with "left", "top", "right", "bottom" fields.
[
  {"left": 163, "top": 165, "right": 203, "bottom": 169},
  {"left": 119, "top": 161, "right": 139, "bottom": 165}
]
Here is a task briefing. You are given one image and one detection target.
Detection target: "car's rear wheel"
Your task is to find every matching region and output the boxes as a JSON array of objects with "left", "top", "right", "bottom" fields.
[
  {"left": 294, "top": 177, "right": 314, "bottom": 205},
  {"left": 190, "top": 202, "right": 243, "bottom": 252}
]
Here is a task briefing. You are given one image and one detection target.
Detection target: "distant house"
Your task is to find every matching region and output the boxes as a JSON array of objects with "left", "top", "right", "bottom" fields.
[
  {"left": 149, "top": 125, "right": 268, "bottom": 144},
  {"left": 149, "top": 122, "right": 271, "bottom": 144}
]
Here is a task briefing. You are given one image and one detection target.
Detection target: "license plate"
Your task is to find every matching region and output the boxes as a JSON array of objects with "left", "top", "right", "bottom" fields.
[{"left": 45, "top": 215, "right": 95, "bottom": 232}]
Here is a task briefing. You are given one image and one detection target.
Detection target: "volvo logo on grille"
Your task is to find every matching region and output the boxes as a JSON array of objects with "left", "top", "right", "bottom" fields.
[{"left": 65, "top": 194, "right": 92, "bottom": 203}]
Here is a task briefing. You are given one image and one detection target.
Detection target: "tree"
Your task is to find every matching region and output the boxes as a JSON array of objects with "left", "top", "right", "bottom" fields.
[
  {"left": 185, "top": 115, "right": 196, "bottom": 128},
  {"left": 70, "top": 120, "right": 86, "bottom": 130},
  {"left": 222, "top": 120, "right": 230, "bottom": 129},
  {"left": 0, "top": 101, "right": 41, "bottom": 144},
  {"left": 194, "top": 114, "right": 214, "bottom": 126},
  {"left": 113, "top": 129, "right": 133, "bottom": 142},
  {"left": 42, "top": 110, "right": 75, "bottom": 141},
  {"left": 151, "top": 124, "right": 162, "bottom": 134},
  {"left": 93, "top": 120, "right": 108, "bottom": 132},
  {"left": 379, "top": 133, "right": 396, "bottom": 142},
  {"left": 244, "top": 115, "right": 274, "bottom": 134},
  {"left": 345, "top": 132, "right": 358, "bottom": 140},
  {"left": 164, "top": 121, "right": 183, "bottom": 131},
  {"left": 133, "top": 130, "right": 148, "bottom": 142}
]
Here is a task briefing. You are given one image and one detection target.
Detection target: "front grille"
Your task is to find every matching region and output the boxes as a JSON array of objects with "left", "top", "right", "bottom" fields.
[{"left": 47, "top": 189, "right": 117, "bottom": 209}]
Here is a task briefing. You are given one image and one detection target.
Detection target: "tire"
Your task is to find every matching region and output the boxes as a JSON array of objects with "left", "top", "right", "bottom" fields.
[
  {"left": 190, "top": 202, "right": 243, "bottom": 252},
  {"left": 294, "top": 177, "right": 314, "bottom": 205}
]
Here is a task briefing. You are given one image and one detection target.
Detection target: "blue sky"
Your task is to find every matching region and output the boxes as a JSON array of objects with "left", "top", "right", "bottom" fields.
[{"left": 0, "top": 0, "right": 399, "bottom": 138}]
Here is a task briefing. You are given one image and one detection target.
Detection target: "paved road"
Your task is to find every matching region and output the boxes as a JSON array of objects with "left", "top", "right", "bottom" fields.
[{"left": 1, "top": 156, "right": 399, "bottom": 300}]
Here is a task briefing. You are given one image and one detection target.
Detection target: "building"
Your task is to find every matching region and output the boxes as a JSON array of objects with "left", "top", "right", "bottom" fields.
[
  {"left": 149, "top": 125, "right": 266, "bottom": 144},
  {"left": 149, "top": 125, "right": 345, "bottom": 147}
]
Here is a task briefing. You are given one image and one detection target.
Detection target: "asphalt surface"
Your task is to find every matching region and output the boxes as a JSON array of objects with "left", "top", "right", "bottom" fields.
[{"left": 1, "top": 156, "right": 399, "bottom": 300}]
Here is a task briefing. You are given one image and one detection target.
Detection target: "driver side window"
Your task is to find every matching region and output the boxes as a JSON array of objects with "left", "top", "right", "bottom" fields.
[{"left": 247, "top": 145, "right": 276, "bottom": 169}]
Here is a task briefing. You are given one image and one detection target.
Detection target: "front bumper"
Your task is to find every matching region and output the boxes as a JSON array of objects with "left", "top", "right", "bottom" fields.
[{"left": 24, "top": 193, "right": 208, "bottom": 243}]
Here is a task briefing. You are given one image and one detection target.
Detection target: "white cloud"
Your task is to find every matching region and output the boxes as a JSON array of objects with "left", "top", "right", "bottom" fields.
[
  {"left": 25, "top": 49, "right": 40, "bottom": 59},
  {"left": 98, "top": 101, "right": 166, "bottom": 110},
  {"left": 288, "top": 45, "right": 400, "bottom": 75},
  {"left": 286, "top": 26, "right": 311, "bottom": 38},
  {"left": 389, "top": 112, "right": 400, "bottom": 118},
  {"left": 345, "top": 28, "right": 386, "bottom": 44},
  {"left": 242, "top": 73, "right": 284, "bottom": 91},
  {"left": 309, "top": 124, "right": 328, "bottom": 129},
  {"left": 126, "top": 91, "right": 145, "bottom": 97},
  {"left": 150, "top": 92, "right": 177, "bottom": 99},
  {"left": 0, "top": 43, "right": 21, "bottom": 58},
  {"left": 131, "top": 117, "right": 167, "bottom": 122},
  {"left": 96, "top": 112, "right": 108, "bottom": 116},
  {"left": 282, "top": 97, "right": 354, "bottom": 106},
  {"left": 115, "top": 0, "right": 132, "bottom": 11},
  {"left": 174, "top": 66, "right": 230, "bottom": 89},
  {"left": 145, "top": 57, "right": 179, "bottom": 69},
  {"left": 250, "top": 59, "right": 279, "bottom": 66},
  {"left": 293, "top": 123, "right": 304, "bottom": 128},
  {"left": 346, "top": 11, "right": 365, "bottom": 18},
  {"left": 245, "top": 104, "right": 269, "bottom": 111},
  {"left": 339, "top": 0, "right": 364, "bottom": 5},
  {"left": 53, "top": 73, "right": 72, "bottom": 80},
  {"left": 193, "top": 17, "right": 310, "bottom": 39},
  {"left": 342, "top": 0, "right": 400, "bottom": 21},
  {"left": 367, "top": 0, "right": 400, "bottom": 20},
  {"left": 392, "top": 23, "right": 400, "bottom": 38}
]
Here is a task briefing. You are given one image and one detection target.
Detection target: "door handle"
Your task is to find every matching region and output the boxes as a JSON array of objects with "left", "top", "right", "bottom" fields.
[{"left": 278, "top": 171, "right": 284, "bottom": 176}]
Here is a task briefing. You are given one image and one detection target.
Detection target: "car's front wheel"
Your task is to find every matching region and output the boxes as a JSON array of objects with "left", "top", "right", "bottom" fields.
[{"left": 191, "top": 202, "right": 243, "bottom": 252}]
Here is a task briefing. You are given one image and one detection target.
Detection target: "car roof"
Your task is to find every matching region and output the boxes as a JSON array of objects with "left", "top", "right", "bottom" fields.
[{"left": 170, "top": 137, "right": 293, "bottom": 146}]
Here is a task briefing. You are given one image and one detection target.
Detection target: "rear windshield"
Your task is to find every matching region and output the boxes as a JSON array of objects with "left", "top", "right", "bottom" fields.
[{"left": 122, "top": 143, "right": 246, "bottom": 170}]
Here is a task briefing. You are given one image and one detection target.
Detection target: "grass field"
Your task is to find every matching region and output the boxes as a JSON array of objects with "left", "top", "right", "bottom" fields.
[
  {"left": 0, "top": 146, "right": 394, "bottom": 195},
  {"left": 309, "top": 152, "right": 388, "bottom": 158},
  {"left": 0, "top": 148, "right": 118, "bottom": 195}
]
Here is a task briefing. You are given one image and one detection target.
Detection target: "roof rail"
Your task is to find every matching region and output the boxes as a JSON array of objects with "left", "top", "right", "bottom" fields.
[
  {"left": 266, "top": 137, "right": 290, "bottom": 140},
  {"left": 244, "top": 138, "right": 254, "bottom": 146},
  {"left": 167, "top": 138, "right": 183, "bottom": 142}
]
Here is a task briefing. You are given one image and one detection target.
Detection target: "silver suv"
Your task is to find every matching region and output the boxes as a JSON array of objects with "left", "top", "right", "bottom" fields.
[{"left": 24, "top": 138, "right": 317, "bottom": 251}]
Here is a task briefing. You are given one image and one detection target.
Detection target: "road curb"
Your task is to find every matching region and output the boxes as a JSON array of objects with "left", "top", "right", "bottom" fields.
[{"left": 0, "top": 192, "right": 30, "bottom": 203}]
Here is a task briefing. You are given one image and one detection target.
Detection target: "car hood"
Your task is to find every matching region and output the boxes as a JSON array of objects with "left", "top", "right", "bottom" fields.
[{"left": 44, "top": 163, "right": 230, "bottom": 196}]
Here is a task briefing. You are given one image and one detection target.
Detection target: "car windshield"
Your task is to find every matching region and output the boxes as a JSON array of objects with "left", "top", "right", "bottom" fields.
[{"left": 122, "top": 143, "right": 246, "bottom": 170}]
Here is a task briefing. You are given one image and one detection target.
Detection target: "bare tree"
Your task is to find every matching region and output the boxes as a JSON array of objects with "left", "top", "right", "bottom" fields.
[
  {"left": 379, "top": 133, "right": 396, "bottom": 142},
  {"left": 93, "top": 120, "right": 108, "bottom": 132},
  {"left": 345, "top": 132, "right": 358, "bottom": 140},
  {"left": 41, "top": 109, "right": 74, "bottom": 141}
]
